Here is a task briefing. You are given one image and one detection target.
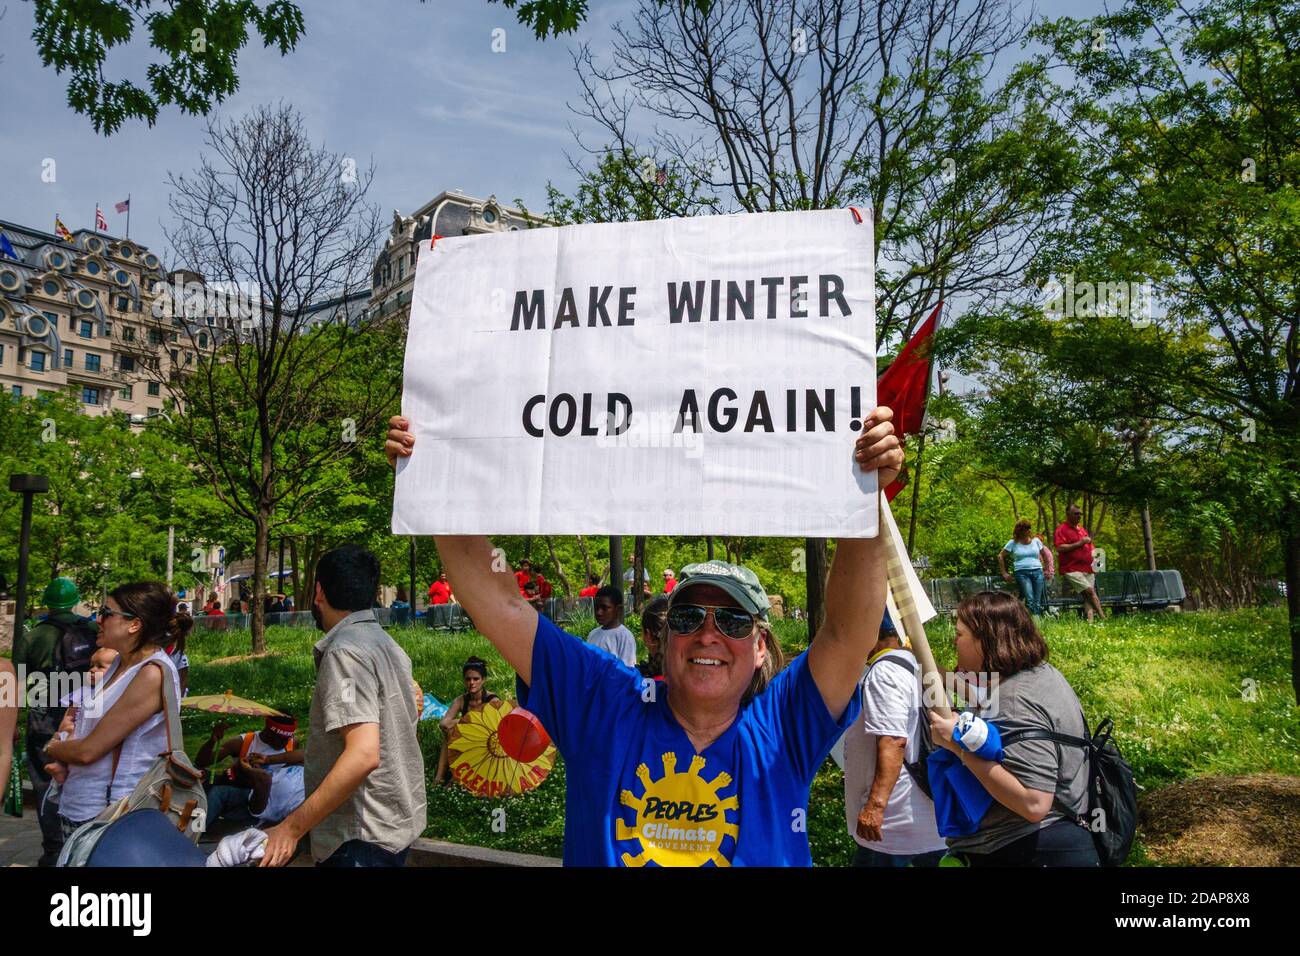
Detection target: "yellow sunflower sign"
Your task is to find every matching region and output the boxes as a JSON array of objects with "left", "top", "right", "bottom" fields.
[{"left": 446, "top": 698, "right": 557, "bottom": 797}]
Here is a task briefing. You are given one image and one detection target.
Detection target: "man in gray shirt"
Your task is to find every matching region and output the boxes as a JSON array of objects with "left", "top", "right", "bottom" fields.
[{"left": 260, "top": 545, "right": 426, "bottom": 867}]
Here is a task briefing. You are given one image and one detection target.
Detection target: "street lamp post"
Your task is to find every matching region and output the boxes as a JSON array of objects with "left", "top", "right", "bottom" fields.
[{"left": 9, "top": 473, "right": 50, "bottom": 633}]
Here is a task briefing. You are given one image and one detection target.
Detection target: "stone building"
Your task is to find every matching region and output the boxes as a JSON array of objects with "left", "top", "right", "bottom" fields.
[
  {"left": 367, "top": 191, "right": 540, "bottom": 325},
  {"left": 0, "top": 220, "right": 222, "bottom": 418}
]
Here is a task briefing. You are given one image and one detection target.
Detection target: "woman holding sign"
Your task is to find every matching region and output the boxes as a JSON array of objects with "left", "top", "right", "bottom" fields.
[{"left": 386, "top": 408, "right": 902, "bottom": 866}]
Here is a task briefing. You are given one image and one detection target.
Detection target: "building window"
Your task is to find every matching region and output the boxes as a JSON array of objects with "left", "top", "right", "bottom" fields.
[
  {"left": 147, "top": 382, "right": 160, "bottom": 396},
  {"left": 170, "top": 349, "right": 178, "bottom": 363},
  {"left": 148, "top": 329, "right": 163, "bottom": 345},
  {"left": 198, "top": 333, "right": 208, "bottom": 349},
  {"left": 119, "top": 354, "right": 136, "bottom": 373},
  {"left": 185, "top": 351, "right": 194, "bottom": 366},
  {"left": 30, "top": 351, "right": 46, "bottom": 372},
  {"left": 0, "top": 344, "right": 4, "bottom": 364},
  {"left": 148, "top": 406, "right": 160, "bottom": 417},
  {"left": 85, "top": 353, "right": 101, "bottom": 372},
  {"left": 117, "top": 295, "right": 130, "bottom": 311},
  {"left": 399, "top": 259, "right": 406, "bottom": 280},
  {"left": 68, "top": 314, "right": 77, "bottom": 330},
  {"left": 168, "top": 332, "right": 178, "bottom": 343},
  {"left": 85, "top": 260, "right": 101, "bottom": 275},
  {"left": 63, "top": 349, "right": 73, "bottom": 367},
  {"left": 123, "top": 327, "right": 135, "bottom": 342},
  {"left": 42, "top": 311, "right": 60, "bottom": 327},
  {"left": 76, "top": 289, "right": 96, "bottom": 309},
  {"left": 119, "top": 384, "right": 133, "bottom": 400},
  {"left": 79, "top": 319, "right": 93, "bottom": 338},
  {"left": 82, "top": 387, "right": 100, "bottom": 405},
  {"left": 11, "top": 385, "right": 21, "bottom": 398},
  {"left": 43, "top": 280, "right": 59, "bottom": 296},
  {"left": 104, "top": 321, "right": 112, "bottom": 335}
]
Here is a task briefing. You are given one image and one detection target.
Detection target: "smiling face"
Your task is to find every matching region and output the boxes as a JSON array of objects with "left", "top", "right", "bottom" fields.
[
  {"left": 97, "top": 596, "right": 142, "bottom": 655},
  {"left": 664, "top": 583, "right": 764, "bottom": 711}
]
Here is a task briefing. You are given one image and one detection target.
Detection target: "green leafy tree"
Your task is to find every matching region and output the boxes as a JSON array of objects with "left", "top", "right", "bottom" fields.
[{"left": 1027, "top": 0, "right": 1300, "bottom": 699}]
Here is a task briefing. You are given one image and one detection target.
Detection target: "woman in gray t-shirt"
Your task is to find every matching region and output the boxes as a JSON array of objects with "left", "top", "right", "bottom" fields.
[{"left": 929, "top": 591, "right": 1099, "bottom": 866}]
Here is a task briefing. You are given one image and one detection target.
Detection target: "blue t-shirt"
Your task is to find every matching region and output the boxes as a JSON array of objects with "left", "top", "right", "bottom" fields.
[
  {"left": 517, "top": 614, "right": 858, "bottom": 866},
  {"left": 1003, "top": 537, "right": 1045, "bottom": 572}
]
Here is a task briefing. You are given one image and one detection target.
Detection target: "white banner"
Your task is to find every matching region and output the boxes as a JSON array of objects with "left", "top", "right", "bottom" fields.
[{"left": 393, "top": 209, "right": 878, "bottom": 536}]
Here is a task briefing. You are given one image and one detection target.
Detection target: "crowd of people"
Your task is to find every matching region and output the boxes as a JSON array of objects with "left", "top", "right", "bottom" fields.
[{"left": 0, "top": 402, "right": 1108, "bottom": 868}]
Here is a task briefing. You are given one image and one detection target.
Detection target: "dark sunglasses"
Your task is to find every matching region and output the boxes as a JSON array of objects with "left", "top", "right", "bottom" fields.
[
  {"left": 666, "top": 604, "right": 756, "bottom": 640},
  {"left": 97, "top": 605, "right": 137, "bottom": 620}
]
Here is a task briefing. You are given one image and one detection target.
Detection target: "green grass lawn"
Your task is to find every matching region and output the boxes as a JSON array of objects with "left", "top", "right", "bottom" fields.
[{"left": 183, "top": 607, "right": 1299, "bottom": 865}]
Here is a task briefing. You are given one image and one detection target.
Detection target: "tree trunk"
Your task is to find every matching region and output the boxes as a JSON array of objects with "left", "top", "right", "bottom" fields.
[
  {"left": 251, "top": 510, "right": 269, "bottom": 654},
  {"left": 706, "top": 536, "right": 715, "bottom": 560},
  {"left": 1141, "top": 505, "right": 1157, "bottom": 571},
  {"left": 609, "top": 536, "right": 624, "bottom": 617},
  {"left": 805, "top": 538, "right": 829, "bottom": 642},
  {"left": 289, "top": 537, "right": 301, "bottom": 609},
  {"left": 633, "top": 536, "right": 646, "bottom": 611},
  {"left": 1050, "top": 489, "right": 1058, "bottom": 532},
  {"left": 1095, "top": 499, "right": 1108, "bottom": 539},
  {"left": 1284, "top": 502, "right": 1300, "bottom": 704},
  {"left": 576, "top": 535, "right": 593, "bottom": 583},
  {"left": 545, "top": 537, "right": 572, "bottom": 597}
]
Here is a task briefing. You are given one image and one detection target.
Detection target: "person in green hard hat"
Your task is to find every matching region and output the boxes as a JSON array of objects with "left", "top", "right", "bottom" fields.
[{"left": 11, "top": 577, "right": 96, "bottom": 866}]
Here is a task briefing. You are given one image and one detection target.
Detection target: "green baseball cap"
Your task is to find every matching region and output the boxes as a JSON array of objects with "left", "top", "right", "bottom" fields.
[
  {"left": 670, "top": 561, "right": 770, "bottom": 617},
  {"left": 42, "top": 577, "right": 80, "bottom": 610}
]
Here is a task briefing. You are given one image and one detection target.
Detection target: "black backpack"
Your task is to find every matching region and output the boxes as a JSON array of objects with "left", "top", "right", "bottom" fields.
[
  {"left": 866, "top": 653, "right": 936, "bottom": 800},
  {"left": 52, "top": 617, "right": 98, "bottom": 674},
  {"left": 1001, "top": 715, "right": 1138, "bottom": 866}
]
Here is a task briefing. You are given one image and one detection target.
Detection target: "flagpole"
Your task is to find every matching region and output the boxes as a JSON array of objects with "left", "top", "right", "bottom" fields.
[
  {"left": 126, "top": 194, "right": 131, "bottom": 239},
  {"left": 881, "top": 500, "right": 953, "bottom": 721}
]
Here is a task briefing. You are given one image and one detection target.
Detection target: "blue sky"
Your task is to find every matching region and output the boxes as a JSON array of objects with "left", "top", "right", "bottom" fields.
[
  {"left": 0, "top": 0, "right": 636, "bottom": 256},
  {"left": 1, "top": 0, "right": 1104, "bottom": 267}
]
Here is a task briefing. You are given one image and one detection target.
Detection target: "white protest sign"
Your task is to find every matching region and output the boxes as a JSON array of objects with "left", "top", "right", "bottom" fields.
[{"left": 393, "top": 208, "right": 877, "bottom": 536}]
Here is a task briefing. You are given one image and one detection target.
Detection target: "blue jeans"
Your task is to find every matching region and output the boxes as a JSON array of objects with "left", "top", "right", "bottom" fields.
[
  {"left": 318, "top": 840, "right": 410, "bottom": 868},
  {"left": 1014, "top": 568, "right": 1046, "bottom": 615},
  {"left": 852, "top": 845, "right": 947, "bottom": 868},
  {"left": 204, "top": 783, "right": 255, "bottom": 825}
]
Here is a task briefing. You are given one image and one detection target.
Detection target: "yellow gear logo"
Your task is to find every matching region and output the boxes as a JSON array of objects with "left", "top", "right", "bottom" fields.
[{"left": 616, "top": 752, "right": 739, "bottom": 867}]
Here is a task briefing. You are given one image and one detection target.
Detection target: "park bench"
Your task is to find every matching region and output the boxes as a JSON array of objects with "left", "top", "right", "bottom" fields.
[{"left": 924, "top": 570, "right": 1185, "bottom": 615}]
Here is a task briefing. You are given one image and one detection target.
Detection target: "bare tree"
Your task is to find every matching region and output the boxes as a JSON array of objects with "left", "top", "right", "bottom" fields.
[
  {"left": 571, "top": 0, "right": 1071, "bottom": 346},
  {"left": 570, "top": 0, "right": 1073, "bottom": 635},
  {"left": 146, "top": 103, "right": 388, "bottom": 652}
]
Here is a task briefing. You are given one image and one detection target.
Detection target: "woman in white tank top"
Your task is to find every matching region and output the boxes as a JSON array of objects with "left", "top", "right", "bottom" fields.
[{"left": 45, "top": 581, "right": 191, "bottom": 832}]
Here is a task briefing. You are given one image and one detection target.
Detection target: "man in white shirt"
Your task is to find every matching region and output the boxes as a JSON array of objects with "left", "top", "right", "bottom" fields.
[
  {"left": 843, "top": 611, "right": 948, "bottom": 867},
  {"left": 585, "top": 586, "right": 637, "bottom": 667}
]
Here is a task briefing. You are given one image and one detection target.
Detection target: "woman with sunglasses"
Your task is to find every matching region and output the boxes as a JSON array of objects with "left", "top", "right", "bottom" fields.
[
  {"left": 387, "top": 406, "right": 901, "bottom": 866},
  {"left": 44, "top": 582, "right": 190, "bottom": 839}
]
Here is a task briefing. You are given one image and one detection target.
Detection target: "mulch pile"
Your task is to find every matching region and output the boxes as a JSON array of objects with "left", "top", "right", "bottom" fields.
[{"left": 1139, "top": 774, "right": 1300, "bottom": 866}]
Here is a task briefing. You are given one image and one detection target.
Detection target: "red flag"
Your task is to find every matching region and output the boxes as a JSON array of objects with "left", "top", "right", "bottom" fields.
[{"left": 877, "top": 301, "right": 941, "bottom": 500}]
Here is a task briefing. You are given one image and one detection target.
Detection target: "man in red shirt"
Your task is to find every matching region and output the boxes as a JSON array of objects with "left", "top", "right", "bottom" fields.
[
  {"left": 663, "top": 568, "right": 678, "bottom": 594},
  {"left": 1054, "top": 503, "right": 1104, "bottom": 622},
  {"left": 578, "top": 574, "right": 600, "bottom": 598},
  {"left": 428, "top": 572, "right": 452, "bottom": 605}
]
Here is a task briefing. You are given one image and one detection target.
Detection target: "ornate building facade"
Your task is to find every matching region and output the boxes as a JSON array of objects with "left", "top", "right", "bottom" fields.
[
  {"left": 367, "top": 191, "right": 541, "bottom": 325},
  {"left": 0, "top": 220, "right": 221, "bottom": 419}
]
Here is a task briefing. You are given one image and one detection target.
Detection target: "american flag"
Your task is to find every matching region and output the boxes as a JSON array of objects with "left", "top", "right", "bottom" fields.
[
  {"left": 95, "top": 206, "right": 108, "bottom": 231},
  {"left": 655, "top": 164, "right": 668, "bottom": 187},
  {"left": 114, "top": 198, "right": 130, "bottom": 214}
]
